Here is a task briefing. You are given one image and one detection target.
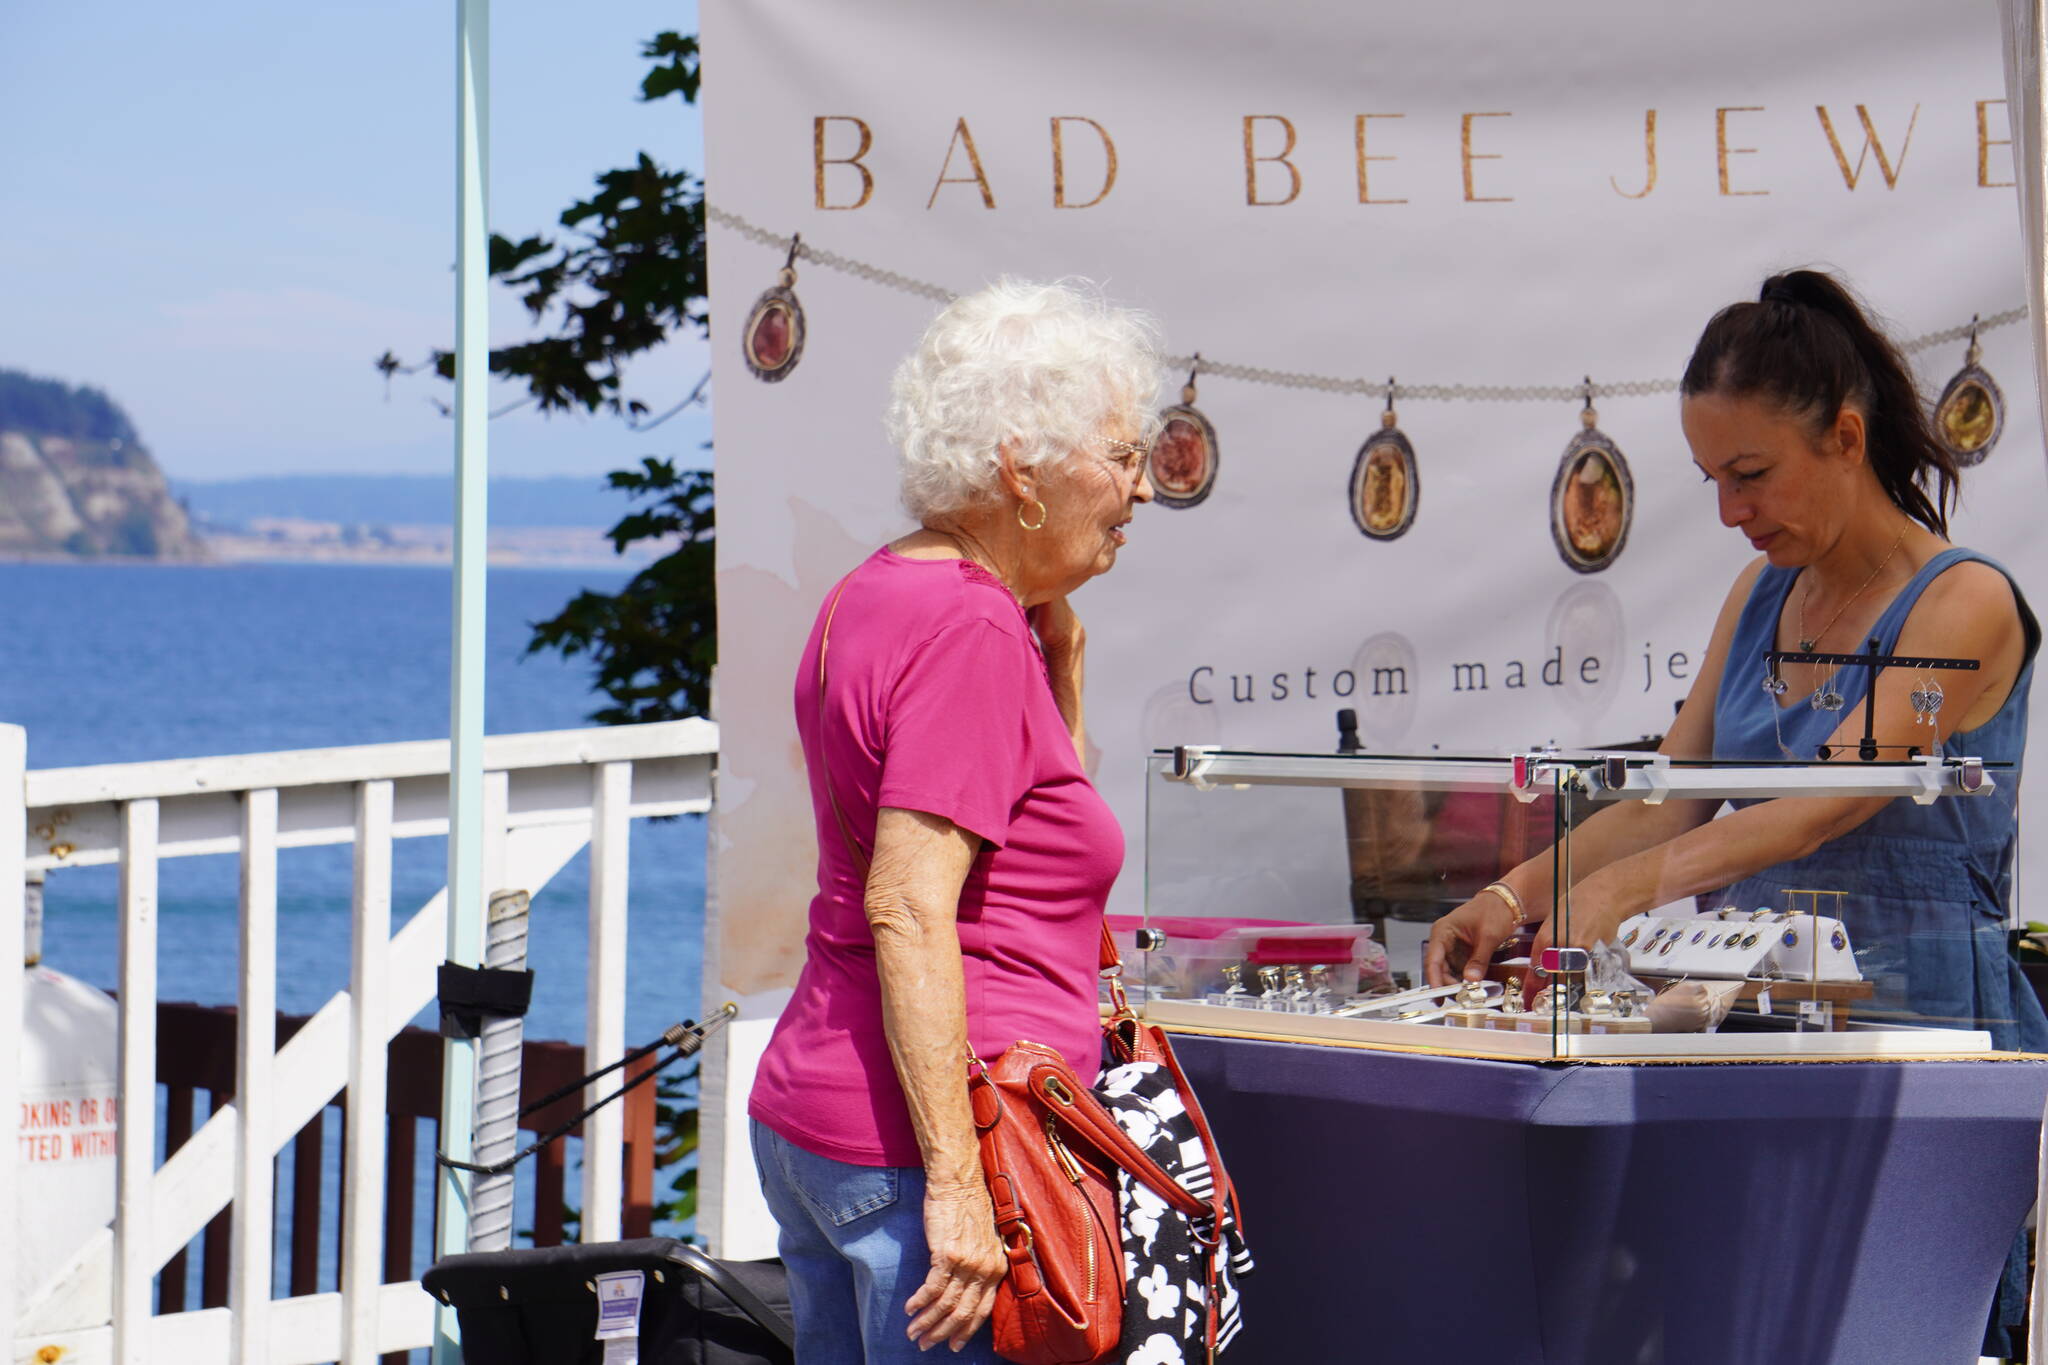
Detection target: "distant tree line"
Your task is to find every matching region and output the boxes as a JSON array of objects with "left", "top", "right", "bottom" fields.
[{"left": 0, "top": 368, "right": 139, "bottom": 444}]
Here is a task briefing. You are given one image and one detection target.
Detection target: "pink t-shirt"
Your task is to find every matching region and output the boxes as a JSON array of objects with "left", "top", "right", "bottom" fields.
[{"left": 749, "top": 547, "right": 1125, "bottom": 1167}]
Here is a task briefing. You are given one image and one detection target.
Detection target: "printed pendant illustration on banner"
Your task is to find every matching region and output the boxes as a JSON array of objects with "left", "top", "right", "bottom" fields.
[
  {"left": 1151, "top": 357, "right": 1219, "bottom": 509},
  {"left": 1549, "top": 381, "right": 1633, "bottom": 573},
  {"left": 1351, "top": 379, "right": 1418, "bottom": 540},
  {"left": 742, "top": 234, "right": 806, "bottom": 382},
  {"left": 1933, "top": 317, "right": 2003, "bottom": 466}
]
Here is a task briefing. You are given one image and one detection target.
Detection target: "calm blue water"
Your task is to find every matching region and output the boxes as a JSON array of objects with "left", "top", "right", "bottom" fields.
[
  {"left": 5, "top": 560, "right": 705, "bottom": 1038},
  {"left": 1, "top": 560, "right": 709, "bottom": 1288}
]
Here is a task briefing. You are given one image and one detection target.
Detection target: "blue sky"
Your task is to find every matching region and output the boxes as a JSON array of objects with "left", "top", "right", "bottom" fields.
[{"left": 0, "top": 1, "right": 708, "bottom": 481}]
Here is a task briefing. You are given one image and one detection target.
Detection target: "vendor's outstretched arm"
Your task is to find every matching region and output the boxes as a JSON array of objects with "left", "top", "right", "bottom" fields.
[{"left": 1425, "top": 560, "right": 1760, "bottom": 983}]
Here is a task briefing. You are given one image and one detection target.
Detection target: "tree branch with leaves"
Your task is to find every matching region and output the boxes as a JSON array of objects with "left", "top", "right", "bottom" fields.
[{"left": 377, "top": 30, "right": 715, "bottom": 722}]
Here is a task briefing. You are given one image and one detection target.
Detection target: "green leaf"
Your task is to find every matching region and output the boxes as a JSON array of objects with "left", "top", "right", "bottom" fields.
[
  {"left": 639, "top": 32, "right": 701, "bottom": 104},
  {"left": 525, "top": 467, "right": 715, "bottom": 723}
]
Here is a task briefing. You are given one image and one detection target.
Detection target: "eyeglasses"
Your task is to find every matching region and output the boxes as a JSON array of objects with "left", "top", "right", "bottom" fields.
[{"left": 1097, "top": 435, "right": 1152, "bottom": 477}]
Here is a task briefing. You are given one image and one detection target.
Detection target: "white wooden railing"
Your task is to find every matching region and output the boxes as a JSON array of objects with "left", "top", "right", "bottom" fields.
[{"left": 1, "top": 719, "right": 717, "bottom": 1365}]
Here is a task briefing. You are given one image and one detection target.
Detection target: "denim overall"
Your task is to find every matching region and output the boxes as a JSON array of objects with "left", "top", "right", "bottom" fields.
[
  {"left": 1711, "top": 546, "right": 2048, "bottom": 1053},
  {"left": 1713, "top": 548, "right": 2047, "bottom": 1354}
]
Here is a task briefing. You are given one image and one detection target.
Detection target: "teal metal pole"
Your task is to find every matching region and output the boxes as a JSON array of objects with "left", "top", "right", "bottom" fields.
[{"left": 433, "top": 0, "right": 489, "bottom": 1359}]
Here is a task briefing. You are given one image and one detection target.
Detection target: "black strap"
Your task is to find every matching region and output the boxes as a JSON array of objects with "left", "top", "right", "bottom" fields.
[
  {"left": 436, "top": 1008, "right": 736, "bottom": 1177},
  {"left": 438, "top": 1043, "right": 681, "bottom": 1177},
  {"left": 437, "top": 962, "right": 534, "bottom": 1040}
]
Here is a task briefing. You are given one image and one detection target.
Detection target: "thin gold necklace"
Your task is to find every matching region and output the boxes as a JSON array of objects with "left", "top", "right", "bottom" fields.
[
  {"left": 1797, "top": 522, "right": 1909, "bottom": 652},
  {"left": 933, "top": 529, "right": 1018, "bottom": 600}
]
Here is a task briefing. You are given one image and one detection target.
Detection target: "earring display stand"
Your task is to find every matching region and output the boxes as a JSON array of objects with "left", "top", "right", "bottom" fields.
[
  {"left": 1765, "top": 639, "right": 1978, "bottom": 761},
  {"left": 1614, "top": 907, "right": 1861, "bottom": 983}
]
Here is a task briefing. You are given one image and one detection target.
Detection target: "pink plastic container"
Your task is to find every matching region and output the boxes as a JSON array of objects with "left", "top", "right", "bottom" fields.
[{"left": 1105, "top": 914, "right": 1391, "bottom": 1002}]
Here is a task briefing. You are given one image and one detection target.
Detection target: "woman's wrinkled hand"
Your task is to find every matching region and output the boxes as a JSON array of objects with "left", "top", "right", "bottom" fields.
[
  {"left": 1029, "top": 596, "right": 1084, "bottom": 663},
  {"left": 905, "top": 1177, "right": 1007, "bottom": 1352},
  {"left": 1423, "top": 891, "right": 1522, "bottom": 986}
]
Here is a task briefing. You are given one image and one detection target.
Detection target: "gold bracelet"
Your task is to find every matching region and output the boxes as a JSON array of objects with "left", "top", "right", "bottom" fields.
[{"left": 1480, "top": 881, "right": 1527, "bottom": 931}]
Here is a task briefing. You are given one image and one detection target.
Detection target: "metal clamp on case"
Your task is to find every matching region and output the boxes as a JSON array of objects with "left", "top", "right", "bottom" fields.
[
  {"left": 1170, "top": 744, "right": 1220, "bottom": 790},
  {"left": 1540, "top": 946, "right": 1591, "bottom": 976},
  {"left": 437, "top": 962, "right": 536, "bottom": 1040}
]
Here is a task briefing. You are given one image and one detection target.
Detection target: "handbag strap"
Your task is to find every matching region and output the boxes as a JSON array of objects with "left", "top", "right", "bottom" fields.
[
  {"left": 1151, "top": 1026, "right": 1240, "bottom": 1241},
  {"left": 1023, "top": 1058, "right": 1211, "bottom": 1219},
  {"left": 1132, "top": 1030, "right": 1239, "bottom": 1358},
  {"left": 815, "top": 573, "right": 871, "bottom": 880}
]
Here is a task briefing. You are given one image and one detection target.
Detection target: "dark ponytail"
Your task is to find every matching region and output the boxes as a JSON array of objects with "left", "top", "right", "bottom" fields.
[{"left": 1680, "top": 269, "right": 1956, "bottom": 535}]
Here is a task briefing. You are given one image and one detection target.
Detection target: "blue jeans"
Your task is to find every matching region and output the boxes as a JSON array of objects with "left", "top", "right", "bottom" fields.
[{"left": 750, "top": 1120, "right": 1004, "bottom": 1364}]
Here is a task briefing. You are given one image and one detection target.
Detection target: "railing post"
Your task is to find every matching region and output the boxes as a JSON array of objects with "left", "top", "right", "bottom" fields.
[
  {"left": 113, "top": 799, "right": 159, "bottom": 1365},
  {"left": 0, "top": 725, "right": 25, "bottom": 1348},
  {"left": 344, "top": 780, "right": 393, "bottom": 1365},
  {"left": 231, "top": 788, "right": 279, "bottom": 1364},
  {"left": 583, "top": 761, "right": 631, "bottom": 1243}
]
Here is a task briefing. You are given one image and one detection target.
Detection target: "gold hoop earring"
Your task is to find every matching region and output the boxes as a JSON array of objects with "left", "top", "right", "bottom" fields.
[{"left": 1017, "top": 498, "right": 1047, "bottom": 531}]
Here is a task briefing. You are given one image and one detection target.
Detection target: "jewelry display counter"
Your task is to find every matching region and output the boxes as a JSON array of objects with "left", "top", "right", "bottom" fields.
[
  {"left": 1138, "top": 747, "right": 2020, "bottom": 1057},
  {"left": 1138, "top": 748, "right": 2044, "bottom": 1361}
]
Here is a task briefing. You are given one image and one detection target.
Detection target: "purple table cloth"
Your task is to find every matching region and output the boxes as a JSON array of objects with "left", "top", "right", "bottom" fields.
[{"left": 1173, "top": 1032, "right": 2048, "bottom": 1365}]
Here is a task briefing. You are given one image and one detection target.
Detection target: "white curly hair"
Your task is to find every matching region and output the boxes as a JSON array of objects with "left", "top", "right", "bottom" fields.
[{"left": 887, "top": 278, "right": 1163, "bottom": 523}]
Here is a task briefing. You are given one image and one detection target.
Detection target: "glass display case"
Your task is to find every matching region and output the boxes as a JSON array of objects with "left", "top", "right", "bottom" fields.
[{"left": 1132, "top": 746, "right": 2026, "bottom": 1059}]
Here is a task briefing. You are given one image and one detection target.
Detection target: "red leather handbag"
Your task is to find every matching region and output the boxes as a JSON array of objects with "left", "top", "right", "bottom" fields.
[{"left": 968, "top": 928, "right": 1239, "bottom": 1365}]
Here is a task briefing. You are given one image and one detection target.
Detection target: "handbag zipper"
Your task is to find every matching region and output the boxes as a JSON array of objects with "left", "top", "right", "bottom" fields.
[{"left": 1043, "top": 1113, "right": 1098, "bottom": 1302}]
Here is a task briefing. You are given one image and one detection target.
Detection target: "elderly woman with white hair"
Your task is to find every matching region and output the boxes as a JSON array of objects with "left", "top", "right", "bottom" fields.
[{"left": 748, "top": 279, "right": 1161, "bottom": 1362}]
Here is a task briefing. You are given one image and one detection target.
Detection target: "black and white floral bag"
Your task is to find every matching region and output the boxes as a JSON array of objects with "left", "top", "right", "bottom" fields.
[{"left": 1097, "top": 1062, "right": 1254, "bottom": 1365}]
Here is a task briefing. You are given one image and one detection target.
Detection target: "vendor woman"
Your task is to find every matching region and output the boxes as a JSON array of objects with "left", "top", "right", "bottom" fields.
[
  {"left": 1424, "top": 269, "right": 2048, "bottom": 1057},
  {"left": 1430, "top": 270, "right": 2048, "bottom": 1354}
]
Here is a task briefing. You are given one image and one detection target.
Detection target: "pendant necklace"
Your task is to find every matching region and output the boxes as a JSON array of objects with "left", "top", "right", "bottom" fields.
[
  {"left": 1797, "top": 521, "right": 1908, "bottom": 651},
  {"left": 934, "top": 530, "right": 1010, "bottom": 593},
  {"left": 1798, "top": 522, "right": 1908, "bottom": 715}
]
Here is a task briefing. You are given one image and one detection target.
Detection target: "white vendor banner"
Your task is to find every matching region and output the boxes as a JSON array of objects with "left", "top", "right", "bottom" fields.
[{"left": 701, "top": 0, "right": 2046, "bottom": 1005}]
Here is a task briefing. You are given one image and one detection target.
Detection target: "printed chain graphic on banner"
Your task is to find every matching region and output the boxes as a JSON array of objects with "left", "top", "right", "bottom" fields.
[{"left": 713, "top": 206, "right": 2020, "bottom": 573}]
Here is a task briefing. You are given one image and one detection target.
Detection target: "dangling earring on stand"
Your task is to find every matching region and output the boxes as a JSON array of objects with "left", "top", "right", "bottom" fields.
[
  {"left": 1933, "top": 316, "right": 2004, "bottom": 467},
  {"left": 1764, "top": 662, "right": 1800, "bottom": 760},
  {"left": 1809, "top": 674, "right": 1845, "bottom": 714},
  {"left": 1911, "top": 669, "right": 1946, "bottom": 740},
  {"left": 1350, "top": 377, "right": 1419, "bottom": 540},
  {"left": 742, "top": 233, "right": 807, "bottom": 382},
  {"left": 1151, "top": 355, "right": 1219, "bottom": 509}
]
